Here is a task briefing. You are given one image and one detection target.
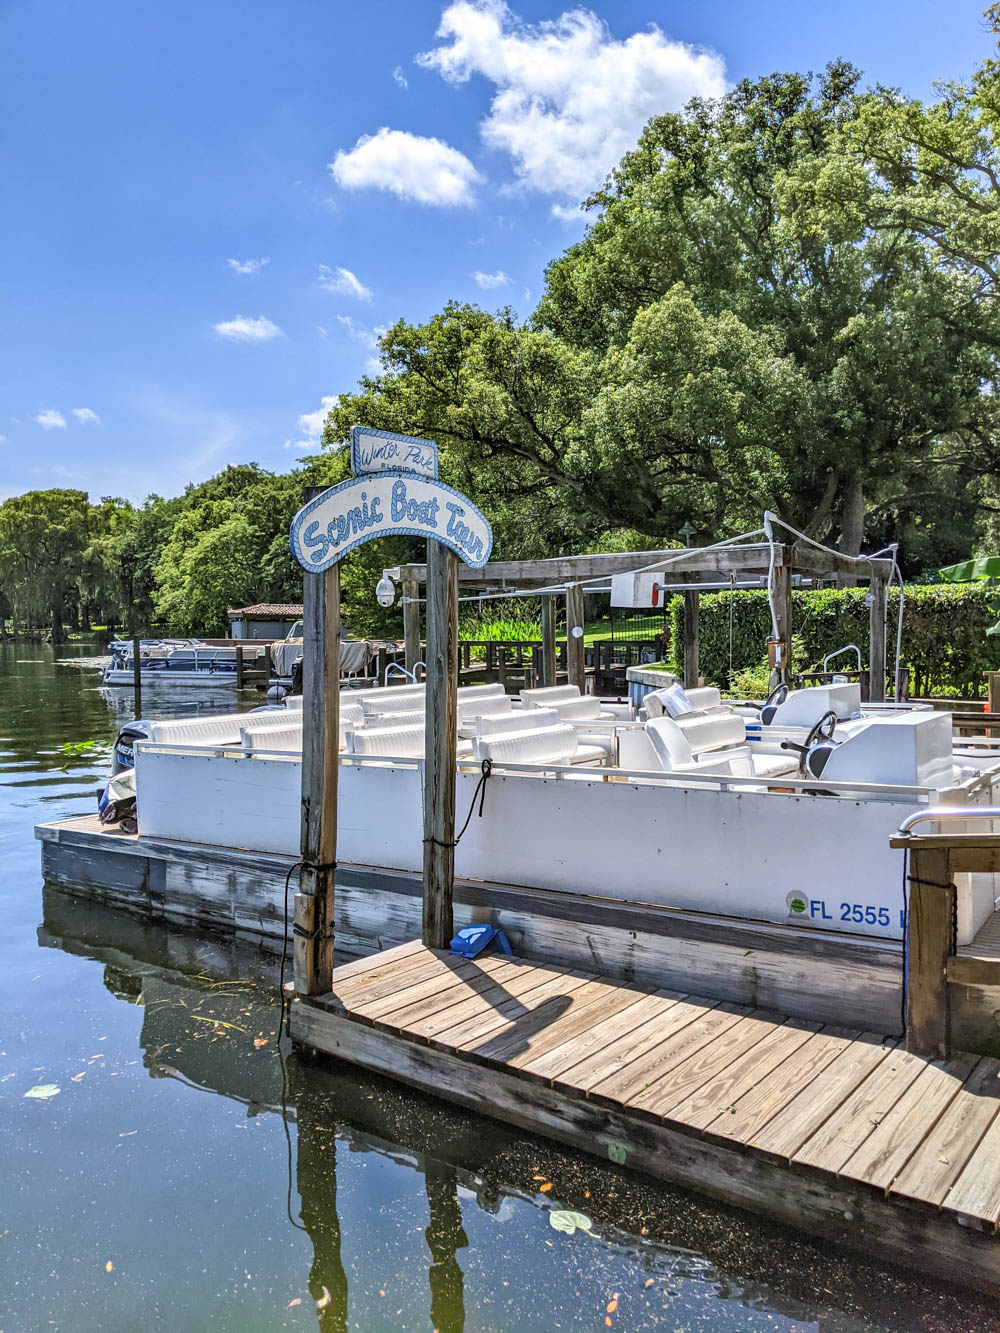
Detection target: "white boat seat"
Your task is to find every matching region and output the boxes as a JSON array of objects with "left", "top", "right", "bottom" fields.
[
  {"left": 358, "top": 709, "right": 426, "bottom": 729},
  {"left": 458, "top": 693, "right": 512, "bottom": 723},
  {"left": 283, "top": 695, "right": 303, "bottom": 710},
  {"left": 474, "top": 724, "right": 607, "bottom": 767},
  {"left": 646, "top": 683, "right": 725, "bottom": 718},
  {"left": 349, "top": 724, "right": 426, "bottom": 758},
  {"left": 547, "top": 695, "right": 608, "bottom": 722},
  {"left": 358, "top": 683, "right": 425, "bottom": 706},
  {"left": 242, "top": 724, "right": 304, "bottom": 753},
  {"left": 145, "top": 716, "right": 244, "bottom": 747},
  {"left": 457, "top": 682, "right": 507, "bottom": 702},
  {"left": 348, "top": 724, "right": 472, "bottom": 759},
  {"left": 475, "top": 708, "right": 560, "bottom": 737},
  {"left": 362, "top": 693, "right": 427, "bottom": 718},
  {"left": 646, "top": 715, "right": 796, "bottom": 777},
  {"left": 673, "top": 711, "right": 747, "bottom": 753},
  {"left": 520, "top": 684, "right": 582, "bottom": 708}
]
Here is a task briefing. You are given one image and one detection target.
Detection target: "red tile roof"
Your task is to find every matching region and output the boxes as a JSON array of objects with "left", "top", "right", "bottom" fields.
[{"left": 227, "top": 604, "right": 303, "bottom": 618}]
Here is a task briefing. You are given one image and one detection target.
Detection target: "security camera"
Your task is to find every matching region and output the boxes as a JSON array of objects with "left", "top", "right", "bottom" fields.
[{"left": 375, "top": 573, "right": 396, "bottom": 608}]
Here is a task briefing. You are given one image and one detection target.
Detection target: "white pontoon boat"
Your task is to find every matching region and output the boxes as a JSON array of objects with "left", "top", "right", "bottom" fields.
[{"left": 120, "top": 677, "right": 1000, "bottom": 947}]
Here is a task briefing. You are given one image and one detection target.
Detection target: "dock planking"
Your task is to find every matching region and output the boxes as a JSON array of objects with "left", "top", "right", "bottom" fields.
[{"left": 292, "top": 942, "right": 1000, "bottom": 1295}]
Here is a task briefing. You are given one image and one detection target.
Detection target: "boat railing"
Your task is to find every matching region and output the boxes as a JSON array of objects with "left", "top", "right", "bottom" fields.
[
  {"left": 134, "top": 739, "right": 936, "bottom": 802},
  {"left": 822, "top": 643, "right": 863, "bottom": 674}
]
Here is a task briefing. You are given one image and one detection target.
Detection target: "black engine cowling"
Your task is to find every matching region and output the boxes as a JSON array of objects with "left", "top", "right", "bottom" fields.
[{"left": 111, "top": 721, "right": 151, "bottom": 775}]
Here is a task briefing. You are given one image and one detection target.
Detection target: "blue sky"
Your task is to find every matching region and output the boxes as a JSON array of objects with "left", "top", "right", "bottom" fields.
[{"left": 0, "top": 0, "right": 994, "bottom": 504}]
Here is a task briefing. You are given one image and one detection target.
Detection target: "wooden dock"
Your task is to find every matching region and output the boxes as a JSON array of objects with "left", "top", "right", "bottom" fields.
[{"left": 292, "top": 939, "right": 1000, "bottom": 1294}]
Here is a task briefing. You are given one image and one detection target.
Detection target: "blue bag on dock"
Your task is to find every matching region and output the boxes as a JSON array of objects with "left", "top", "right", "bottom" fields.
[{"left": 449, "top": 924, "right": 512, "bottom": 959}]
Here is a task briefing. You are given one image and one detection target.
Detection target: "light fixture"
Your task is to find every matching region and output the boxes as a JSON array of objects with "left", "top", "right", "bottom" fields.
[{"left": 375, "top": 572, "right": 396, "bottom": 608}]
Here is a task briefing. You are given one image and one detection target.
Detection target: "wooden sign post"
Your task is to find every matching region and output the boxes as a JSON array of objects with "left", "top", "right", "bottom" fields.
[
  {"left": 422, "top": 540, "right": 460, "bottom": 947},
  {"left": 295, "top": 556, "right": 340, "bottom": 996},
  {"left": 288, "top": 427, "right": 492, "bottom": 994}
]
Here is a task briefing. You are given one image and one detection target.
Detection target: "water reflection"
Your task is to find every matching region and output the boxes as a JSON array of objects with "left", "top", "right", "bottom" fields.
[{"left": 33, "top": 885, "right": 999, "bottom": 1333}]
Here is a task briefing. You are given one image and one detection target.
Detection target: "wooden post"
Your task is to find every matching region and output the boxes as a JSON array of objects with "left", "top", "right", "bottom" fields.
[
  {"left": 683, "top": 590, "right": 699, "bottom": 690},
  {"left": 403, "top": 579, "right": 421, "bottom": 674},
  {"left": 497, "top": 645, "right": 507, "bottom": 691},
  {"left": 869, "top": 570, "right": 887, "bottom": 703},
  {"left": 235, "top": 643, "right": 245, "bottom": 690},
  {"left": 541, "top": 596, "right": 556, "bottom": 687},
  {"left": 131, "top": 631, "right": 142, "bottom": 718},
  {"left": 773, "top": 554, "right": 793, "bottom": 681},
  {"left": 905, "top": 845, "right": 953, "bottom": 1058},
  {"left": 565, "top": 583, "right": 586, "bottom": 693},
  {"left": 422, "top": 541, "right": 459, "bottom": 950},
  {"left": 295, "top": 556, "right": 340, "bottom": 998}
]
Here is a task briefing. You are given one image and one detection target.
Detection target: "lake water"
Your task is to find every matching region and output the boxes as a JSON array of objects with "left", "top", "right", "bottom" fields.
[{"left": 0, "top": 641, "right": 995, "bottom": 1332}]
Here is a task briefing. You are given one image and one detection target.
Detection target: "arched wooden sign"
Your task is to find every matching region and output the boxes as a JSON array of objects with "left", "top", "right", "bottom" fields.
[{"left": 289, "top": 430, "right": 493, "bottom": 571}]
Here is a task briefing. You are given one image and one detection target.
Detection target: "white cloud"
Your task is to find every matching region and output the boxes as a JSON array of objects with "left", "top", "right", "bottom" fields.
[
  {"left": 286, "top": 395, "right": 340, "bottom": 450},
  {"left": 227, "top": 257, "right": 270, "bottom": 275},
  {"left": 474, "top": 269, "right": 510, "bottom": 289},
  {"left": 72, "top": 407, "right": 100, "bottom": 425},
  {"left": 214, "top": 315, "right": 285, "bottom": 342},
  {"left": 0, "top": 433, "right": 6, "bottom": 444},
  {"left": 318, "top": 264, "right": 373, "bottom": 302},
  {"left": 393, "top": 65, "right": 408, "bottom": 90},
  {"left": 418, "top": 1, "right": 727, "bottom": 209},
  {"left": 336, "top": 315, "right": 382, "bottom": 351},
  {"left": 35, "top": 409, "right": 66, "bottom": 430},
  {"left": 330, "top": 127, "right": 482, "bottom": 207}
]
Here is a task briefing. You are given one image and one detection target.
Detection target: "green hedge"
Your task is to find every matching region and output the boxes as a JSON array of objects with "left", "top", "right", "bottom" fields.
[{"left": 667, "top": 585, "right": 1000, "bottom": 698}]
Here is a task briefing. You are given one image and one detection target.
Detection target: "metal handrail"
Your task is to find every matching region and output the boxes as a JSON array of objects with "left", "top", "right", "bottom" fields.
[
  {"left": 822, "top": 643, "right": 862, "bottom": 673},
  {"left": 898, "top": 806, "right": 1000, "bottom": 834}
]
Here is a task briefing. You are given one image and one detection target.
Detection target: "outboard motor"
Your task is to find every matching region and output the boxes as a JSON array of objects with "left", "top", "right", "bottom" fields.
[
  {"left": 111, "top": 721, "right": 151, "bottom": 775},
  {"left": 98, "top": 767, "right": 137, "bottom": 834}
]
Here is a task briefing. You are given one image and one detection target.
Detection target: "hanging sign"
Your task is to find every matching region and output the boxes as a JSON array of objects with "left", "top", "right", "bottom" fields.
[
  {"left": 290, "top": 472, "right": 493, "bottom": 572},
  {"left": 350, "top": 425, "right": 438, "bottom": 480}
]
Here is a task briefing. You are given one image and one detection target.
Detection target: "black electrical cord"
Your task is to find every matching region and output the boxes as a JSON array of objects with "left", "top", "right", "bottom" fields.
[{"left": 423, "top": 758, "right": 493, "bottom": 850}]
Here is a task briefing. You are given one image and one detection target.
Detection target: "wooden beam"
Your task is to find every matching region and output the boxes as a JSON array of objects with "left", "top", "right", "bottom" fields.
[
  {"left": 389, "top": 545, "right": 895, "bottom": 590},
  {"left": 869, "top": 570, "right": 888, "bottom": 704},
  {"left": 422, "top": 541, "right": 459, "bottom": 949},
  {"left": 295, "top": 560, "right": 340, "bottom": 997},
  {"left": 565, "top": 583, "right": 585, "bottom": 693},
  {"left": 683, "top": 590, "right": 699, "bottom": 689},
  {"left": 540, "top": 596, "right": 556, "bottom": 687},
  {"left": 403, "top": 578, "right": 421, "bottom": 674},
  {"left": 906, "top": 846, "right": 953, "bottom": 1058}
]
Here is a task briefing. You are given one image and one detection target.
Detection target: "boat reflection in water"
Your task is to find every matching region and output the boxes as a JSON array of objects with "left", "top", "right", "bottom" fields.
[{"left": 36, "top": 885, "right": 997, "bottom": 1333}]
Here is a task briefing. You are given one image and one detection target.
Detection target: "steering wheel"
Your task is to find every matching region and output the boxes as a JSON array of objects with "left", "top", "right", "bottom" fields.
[
  {"left": 779, "top": 711, "right": 838, "bottom": 775},
  {"left": 757, "top": 681, "right": 789, "bottom": 724},
  {"left": 804, "top": 710, "right": 837, "bottom": 748}
]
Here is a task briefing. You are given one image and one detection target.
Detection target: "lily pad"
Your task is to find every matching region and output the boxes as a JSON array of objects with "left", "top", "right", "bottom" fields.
[
  {"left": 549, "top": 1209, "right": 593, "bottom": 1235},
  {"left": 24, "top": 1083, "right": 61, "bottom": 1099}
]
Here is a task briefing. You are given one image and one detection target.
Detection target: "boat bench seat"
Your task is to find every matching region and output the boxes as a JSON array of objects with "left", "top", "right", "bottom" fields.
[
  {"left": 473, "top": 724, "right": 608, "bottom": 767},
  {"left": 470, "top": 708, "right": 560, "bottom": 738},
  {"left": 520, "top": 684, "right": 583, "bottom": 708},
  {"left": 458, "top": 693, "right": 512, "bottom": 724},
  {"left": 347, "top": 724, "right": 473, "bottom": 760},
  {"left": 145, "top": 716, "right": 244, "bottom": 747},
  {"left": 242, "top": 723, "right": 305, "bottom": 753},
  {"left": 457, "top": 682, "right": 507, "bottom": 703},
  {"left": 360, "top": 709, "right": 426, "bottom": 729},
  {"left": 362, "top": 693, "right": 426, "bottom": 718},
  {"left": 645, "top": 684, "right": 726, "bottom": 719},
  {"left": 646, "top": 714, "right": 797, "bottom": 778},
  {"left": 547, "top": 695, "right": 612, "bottom": 723}
]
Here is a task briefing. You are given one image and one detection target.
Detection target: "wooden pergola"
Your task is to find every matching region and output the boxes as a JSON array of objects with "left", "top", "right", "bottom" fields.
[{"left": 389, "top": 541, "right": 895, "bottom": 702}]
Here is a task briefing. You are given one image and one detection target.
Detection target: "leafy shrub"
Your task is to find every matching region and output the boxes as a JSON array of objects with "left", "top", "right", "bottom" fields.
[{"left": 459, "top": 599, "right": 542, "bottom": 642}]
